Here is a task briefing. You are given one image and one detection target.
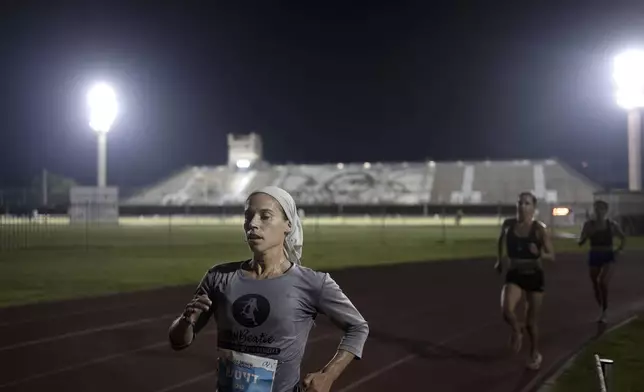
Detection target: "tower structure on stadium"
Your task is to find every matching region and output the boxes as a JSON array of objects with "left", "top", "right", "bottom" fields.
[{"left": 228, "top": 133, "right": 263, "bottom": 169}]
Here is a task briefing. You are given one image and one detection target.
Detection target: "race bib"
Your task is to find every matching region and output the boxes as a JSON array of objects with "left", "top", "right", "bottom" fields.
[{"left": 217, "top": 350, "right": 278, "bottom": 392}]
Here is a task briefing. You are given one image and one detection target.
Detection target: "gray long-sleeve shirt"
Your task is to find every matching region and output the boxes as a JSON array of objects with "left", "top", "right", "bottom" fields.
[{"left": 192, "top": 261, "right": 369, "bottom": 392}]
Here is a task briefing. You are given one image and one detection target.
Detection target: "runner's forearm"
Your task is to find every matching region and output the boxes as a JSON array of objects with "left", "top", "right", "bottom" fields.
[
  {"left": 540, "top": 226, "right": 555, "bottom": 262},
  {"left": 497, "top": 237, "right": 503, "bottom": 260},
  {"left": 616, "top": 237, "right": 625, "bottom": 252},
  {"left": 321, "top": 349, "right": 355, "bottom": 381},
  {"left": 168, "top": 316, "right": 195, "bottom": 350},
  {"left": 540, "top": 241, "right": 555, "bottom": 262},
  {"left": 540, "top": 251, "right": 554, "bottom": 261}
]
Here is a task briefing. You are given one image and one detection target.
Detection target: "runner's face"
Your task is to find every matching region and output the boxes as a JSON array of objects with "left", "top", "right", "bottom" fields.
[
  {"left": 594, "top": 203, "right": 608, "bottom": 219},
  {"left": 517, "top": 194, "right": 535, "bottom": 220},
  {"left": 244, "top": 193, "right": 291, "bottom": 254}
]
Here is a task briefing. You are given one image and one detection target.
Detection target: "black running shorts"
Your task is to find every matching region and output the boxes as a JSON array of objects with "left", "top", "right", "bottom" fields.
[{"left": 505, "top": 269, "right": 545, "bottom": 292}]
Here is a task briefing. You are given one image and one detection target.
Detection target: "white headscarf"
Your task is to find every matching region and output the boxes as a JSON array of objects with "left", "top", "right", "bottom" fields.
[{"left": 248, "top": 186, "right": 303, "bottom": 264}]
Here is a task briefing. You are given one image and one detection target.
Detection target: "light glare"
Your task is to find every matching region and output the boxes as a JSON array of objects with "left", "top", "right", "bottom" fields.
[
  {"left": 613, "top": 50, "right": 644, "bottom": 109},
  {"left": 552, "top": 207, "right": 570, "bottom": 217},
  {"left": 88, "top": 83, "right": 118, "bottom": 133},
  {"left": 236, "top": 159, "right": 251, "bottom": 169}
]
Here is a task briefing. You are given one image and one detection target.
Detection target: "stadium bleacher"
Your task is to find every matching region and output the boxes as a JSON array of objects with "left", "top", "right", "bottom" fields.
[{"left": 122, "top": 159, "right": 600, "bottom": 206}]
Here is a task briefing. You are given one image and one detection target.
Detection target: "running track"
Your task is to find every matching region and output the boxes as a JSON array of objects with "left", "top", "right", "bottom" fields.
[{"left": 1, "top": 252, "right": 643, "bottom": 392}]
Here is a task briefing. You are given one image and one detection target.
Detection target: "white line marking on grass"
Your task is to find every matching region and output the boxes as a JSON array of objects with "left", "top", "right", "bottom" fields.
[{"left": 527, "top": 315, "right": 639, "bottom": 392}]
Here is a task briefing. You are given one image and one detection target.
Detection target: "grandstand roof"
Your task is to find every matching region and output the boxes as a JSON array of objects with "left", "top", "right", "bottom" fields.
[{"left": 123, "top": 159, "right": 601, "bottom": 206}]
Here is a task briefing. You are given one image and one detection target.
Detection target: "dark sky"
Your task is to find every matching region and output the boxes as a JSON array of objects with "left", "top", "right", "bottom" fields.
[{"left": 1, "top": 1, "right": 644, "bottom": 190}]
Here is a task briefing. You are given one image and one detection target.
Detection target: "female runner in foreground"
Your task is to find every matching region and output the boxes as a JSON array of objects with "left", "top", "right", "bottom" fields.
[
  {"left": 578, "top": 200, "right": 626, "bottom": 323},
  {"left": 168, "top": 186, "right": 369, "bottom": 392},
  {"left": 495, "top": 192, "right": 555, "bottom": 370}
]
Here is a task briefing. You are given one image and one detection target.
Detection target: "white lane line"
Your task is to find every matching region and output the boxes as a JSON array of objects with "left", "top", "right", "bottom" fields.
[
  {"left": 0, "top": 303, "right": 149, "bottom": 327},
  {"left": 336, "top": 321, "right": 497, "bottom": 392},
  {"left": 0, "top": 330, "right": 216, "bottom": 389},
  {"left": 0, "top": 314, "right": 177, "bottom": 352},
  {"left": 151, "top": 333, "right": 338, "bottom": 392}
]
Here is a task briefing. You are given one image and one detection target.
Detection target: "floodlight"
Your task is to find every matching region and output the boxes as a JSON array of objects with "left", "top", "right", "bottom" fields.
[
  {"left": 87, "top": 82, "right": 118, "bottom": 187},
  {"left": 88, "top": 83, "right": 118, "bottom": 133},
  {"left": 613, "top": 49, "right": 644, "bottom": 191},
  {"left": 613, "top": 50, "right": 644, "bottom": 110}
]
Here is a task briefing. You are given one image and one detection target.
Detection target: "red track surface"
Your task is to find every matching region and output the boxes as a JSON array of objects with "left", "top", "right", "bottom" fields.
[{"left": 1, "top": 252, "right": 643, "bottom": 392}]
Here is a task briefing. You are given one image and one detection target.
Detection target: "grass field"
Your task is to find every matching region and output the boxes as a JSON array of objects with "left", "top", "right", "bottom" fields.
[
  {"left": 1, "top": 214, "right": 505, "bottom": 227},
  {"left": 1, "top": 220, "right": 642, "bottom": 308},
  {"left": 553, "top": 317, "right": 644, "bottom": 392}
]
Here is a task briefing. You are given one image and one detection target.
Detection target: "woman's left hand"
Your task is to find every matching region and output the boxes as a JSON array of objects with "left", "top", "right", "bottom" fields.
[
  {"left": 528, "top": 243, "right": 540, "bottom": 256},
  {"left": 302, "top": 372, "right": 334, "bottom": 392}
]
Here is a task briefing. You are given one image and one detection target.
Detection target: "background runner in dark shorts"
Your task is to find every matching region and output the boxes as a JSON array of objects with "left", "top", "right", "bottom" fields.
[{"left": 578, "top": 200, "right": 626, "bottom": 323}]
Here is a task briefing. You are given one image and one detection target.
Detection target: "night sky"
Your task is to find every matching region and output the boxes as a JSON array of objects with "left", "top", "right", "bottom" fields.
[{"left": 2, "top": 1, "right": 644, "bottom": 190}]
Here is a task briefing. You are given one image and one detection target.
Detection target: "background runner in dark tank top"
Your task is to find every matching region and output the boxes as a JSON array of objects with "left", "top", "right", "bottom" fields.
[{"left": 578, "top": 200, "right": 626, "bottom": 324}]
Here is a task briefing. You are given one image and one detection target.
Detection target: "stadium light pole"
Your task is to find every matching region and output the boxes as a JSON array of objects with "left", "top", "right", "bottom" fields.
[
  {"left": 87, "top": 83, "right": 118, "bottom": 188},
  {"left": 613, "top": 49, "right": 644, "bottom": 192}
]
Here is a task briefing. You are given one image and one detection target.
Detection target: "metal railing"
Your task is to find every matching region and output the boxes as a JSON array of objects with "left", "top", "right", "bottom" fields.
[{"left": 594, "top": 354, "right": 614, "bottom": 392}]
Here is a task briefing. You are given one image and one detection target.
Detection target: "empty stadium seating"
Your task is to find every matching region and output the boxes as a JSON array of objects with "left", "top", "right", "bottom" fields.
[
  {"left": 121, "top": 159, "right": 600, "bottom": 206},
  {"left": 430, "top": 163, "right": 464, "bottom": 204},
  {"left": 471, "top": 161, "right": 535, "bottom": 203}
]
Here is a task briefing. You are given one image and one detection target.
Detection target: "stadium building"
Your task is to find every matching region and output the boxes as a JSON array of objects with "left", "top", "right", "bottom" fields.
[{"left": 121, "top": 133, "right": 604, "bottom": 228}]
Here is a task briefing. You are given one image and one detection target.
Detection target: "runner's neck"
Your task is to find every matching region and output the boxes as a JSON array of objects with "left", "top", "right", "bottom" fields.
[{"left": 249, "top": 249, "right": 290, "bottom": 279}]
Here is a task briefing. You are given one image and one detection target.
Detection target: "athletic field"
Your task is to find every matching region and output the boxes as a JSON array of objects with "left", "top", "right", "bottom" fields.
[
  {"left": 0, "top": 217, "right": 589, "bottom": 308},
  {"left": 1, "top": 220, "right": 644, "bottom": 392}
]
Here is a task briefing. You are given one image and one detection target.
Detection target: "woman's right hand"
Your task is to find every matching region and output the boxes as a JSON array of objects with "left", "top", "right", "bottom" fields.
[
  {"left": 495, "top": 256, "right": 511, "bottom": 274},
  {"left": 183, "top": 294, "right": 212, "bottom": 321},
  {"left": 494, "top": 258, "right": 504, "bottom": 274},
  {"left": 528, "top": 243, "right": 541, "bottom": 257},
  {"left": 169, "top": 294, "right": 212, "bottom": 350}
]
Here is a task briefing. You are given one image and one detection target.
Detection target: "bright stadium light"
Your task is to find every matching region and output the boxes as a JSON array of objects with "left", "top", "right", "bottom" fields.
[
  {"left": 614, "top": 50, "right": 644, "bottom": 110},
  {"left": 236, "top": 159, "right": 251, "bottom": 169},
  {"left": 87, "top": 83, "right": 118, "bottom": 187},
  {"left": 88, "top": 83, "right": 118, "bottom": 133},
  {"left": 613, "top": 49, "right": 644, "bottom": 191}
]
